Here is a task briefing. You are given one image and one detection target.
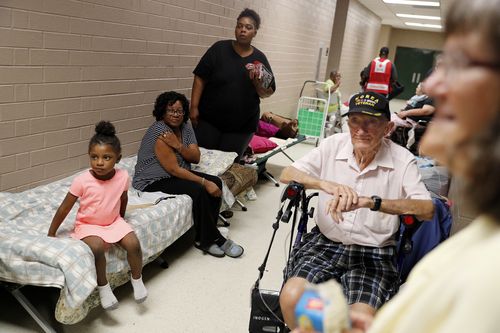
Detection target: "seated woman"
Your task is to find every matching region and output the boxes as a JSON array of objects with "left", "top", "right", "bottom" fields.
[
  {"left": 396, "top": 81, "right": 436, "bottom": 123},
  {"left": 259, "top": 111, "right": 299, "bottom": 139},
  {"left": 391, "top": 81, "right": 436, "bottom": 154},
  {"left": 132, "top": 91, "right": 243, "bottom": 258}
]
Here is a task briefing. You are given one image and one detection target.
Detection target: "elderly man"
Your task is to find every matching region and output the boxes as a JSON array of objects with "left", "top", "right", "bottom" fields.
[{"left": 279, "top": 91, "right": 434, "bottom": 329}]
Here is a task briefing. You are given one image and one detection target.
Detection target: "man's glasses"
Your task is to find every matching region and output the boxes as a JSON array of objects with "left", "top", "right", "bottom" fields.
[
  {"left": 347, "top": 116, "right": 384, "bottom": 130},
  {"left": 166, "top": 108, "right": 185, "bottom": 116}
]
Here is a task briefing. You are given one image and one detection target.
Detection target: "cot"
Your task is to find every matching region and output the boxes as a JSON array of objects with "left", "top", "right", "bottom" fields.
[
  {"left": 247, "top": 135, "right": 306, "bottom": 186},
  {"left": 0, "top": 149, "right": 237, "bottom": 331}
]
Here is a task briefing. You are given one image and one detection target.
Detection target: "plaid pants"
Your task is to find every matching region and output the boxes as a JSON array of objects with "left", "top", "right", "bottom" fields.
[{"left": 285, "top": 227, "right": 399, "bottom": 309}]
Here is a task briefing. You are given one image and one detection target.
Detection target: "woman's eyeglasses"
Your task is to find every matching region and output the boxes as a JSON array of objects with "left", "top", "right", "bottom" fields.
[
  {"left": 440, "top": 51, "right": 500, "bottom": 78},
  {"left": 166, "top": 108, "right": 185, "bottom": 116}
]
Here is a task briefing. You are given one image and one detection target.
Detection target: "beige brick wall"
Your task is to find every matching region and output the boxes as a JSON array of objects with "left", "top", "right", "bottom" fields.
[
  {"left": 337, "top": 0, "right": 382, "bottom": 100},
  {"left": 388, "top": 28, "right": 445, "bottom": 53},
  {"left": 0, "top": 0, "right": 337, "bottom": 191}
]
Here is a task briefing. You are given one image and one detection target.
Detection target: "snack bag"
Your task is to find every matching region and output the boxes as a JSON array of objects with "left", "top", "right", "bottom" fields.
[
  {"left": 245, "top": 61, "right": 274, "bottom": 89},
  {"left": 295, "top": 281, "right": 350, "bottom": 333}
]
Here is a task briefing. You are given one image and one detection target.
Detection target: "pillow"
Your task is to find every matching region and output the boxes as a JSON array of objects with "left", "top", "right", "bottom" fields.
[
  {"left": 191, "top": 148, "right": 237, "bottom": 176},
  {"left": 256, "top": 120, "right": 279, "bottom": 138},
  {"left": 249, "top": 135, "right": 278, "bottom": 154}
]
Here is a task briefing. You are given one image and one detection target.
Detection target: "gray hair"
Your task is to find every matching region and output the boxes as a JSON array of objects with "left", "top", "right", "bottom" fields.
[{"left": 445, "top": 0, "right": 500, "bottom": 60}]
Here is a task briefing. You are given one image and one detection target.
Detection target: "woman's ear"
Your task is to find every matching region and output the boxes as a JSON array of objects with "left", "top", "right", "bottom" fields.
[{"left": 117, "top": 154, "right": 122, "bottom": 163}]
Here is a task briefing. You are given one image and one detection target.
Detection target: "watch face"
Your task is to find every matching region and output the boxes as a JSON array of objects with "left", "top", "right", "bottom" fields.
[{"left": 371, "top": 195, "right": 381, "bottom": 211}]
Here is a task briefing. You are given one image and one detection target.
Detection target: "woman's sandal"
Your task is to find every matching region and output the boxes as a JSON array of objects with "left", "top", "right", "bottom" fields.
[{"left": 219, "top": 239, "right": 244, "bottom": 258}]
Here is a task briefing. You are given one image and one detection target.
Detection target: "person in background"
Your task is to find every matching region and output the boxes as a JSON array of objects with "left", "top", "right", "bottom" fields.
[
  {"left": 259, "top": 111, "right": 299, "bottom": 139},
  {"left": 361, "top": 47, "right": 398, "bottom": 97},
  {"left": 48, "top": 121, "right": 147, "bottom": 310},
  {"left": 279, "top": 91, "right": 434, "bottom": 330},
  {"left": 401, "top": 82, "right": 426, "bottom": 110},
  {"left": 133, "top": 91, "right": 244, "bottom": 259},
  {"left": 324, "top": 70, "right": 342, "bottom": 114},
  {"left": 324, "top": 69, "right": 342, "bottom": 113},
  {"left": 190, "top": 8, "right": 275, "bottom": 161},
  {"left": 396, "top": 81, "right": 435, "bottom": 122}
]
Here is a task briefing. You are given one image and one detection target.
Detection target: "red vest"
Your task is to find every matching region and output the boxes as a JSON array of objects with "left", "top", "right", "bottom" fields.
[{"left": 365, "top": 57, "right": 392, "bottom": 95}]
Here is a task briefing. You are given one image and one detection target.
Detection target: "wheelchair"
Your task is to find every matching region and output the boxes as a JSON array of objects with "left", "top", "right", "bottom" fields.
[
  {"left": 390, "top": 116, "right": 432, "bottom": 155},
  {"left": 250, "top": 182, "right": 451, "bottom": 333},
  {"left": 280, "top": 182, "right": 451, "bottom": 285}
]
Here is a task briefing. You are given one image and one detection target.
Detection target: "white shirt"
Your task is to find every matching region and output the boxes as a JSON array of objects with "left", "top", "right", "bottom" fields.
[
  {"left": 292, "top": 133, "right": 430, "bottom": 247},
  {"left": 369, "top": 215, "right": 500, "bottom": 333}
]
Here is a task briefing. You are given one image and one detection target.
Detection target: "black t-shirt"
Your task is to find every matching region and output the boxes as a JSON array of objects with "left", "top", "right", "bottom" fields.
[{"left": 193, "top": 40, "right": 275, "bottom": 132}]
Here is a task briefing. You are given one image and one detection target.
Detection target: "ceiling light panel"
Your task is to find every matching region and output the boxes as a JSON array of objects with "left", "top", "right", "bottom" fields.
[
  {"left": 396, "top": 13, "right": 441, "bottom": 20},
  {"left": 405, "top": 22, "right": 442, "bottom": 29},
  {"left": 383, "top": 0, "right": 440, "bottom": 6}
]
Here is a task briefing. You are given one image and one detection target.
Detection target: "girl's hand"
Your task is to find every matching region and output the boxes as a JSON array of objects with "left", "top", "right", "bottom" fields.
[{"left": 204, "top": 180, "right": 222, "bottom": 197}]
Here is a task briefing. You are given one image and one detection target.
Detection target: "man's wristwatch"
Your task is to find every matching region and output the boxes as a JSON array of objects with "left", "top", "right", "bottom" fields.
[{"left": 370, "top": 195, "right": 382, "bottom": 211}]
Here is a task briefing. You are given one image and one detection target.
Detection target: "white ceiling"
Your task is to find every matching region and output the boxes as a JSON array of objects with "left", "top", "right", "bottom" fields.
[{"left": 358, "top": 0, "right": 455, "bottom": 32}]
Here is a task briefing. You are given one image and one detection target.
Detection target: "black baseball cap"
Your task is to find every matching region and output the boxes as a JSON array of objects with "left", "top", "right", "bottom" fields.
[{"left": 347, "top": 92, "right": 391, "bottom": 120}]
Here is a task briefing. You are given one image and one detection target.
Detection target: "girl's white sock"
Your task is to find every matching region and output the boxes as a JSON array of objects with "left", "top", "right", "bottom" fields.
[
  {"left": 97, "top": 283, "right": 119, "bottom": 310},
  {"left": 131, "top": 275, "right": 148, "bottom": 303}
]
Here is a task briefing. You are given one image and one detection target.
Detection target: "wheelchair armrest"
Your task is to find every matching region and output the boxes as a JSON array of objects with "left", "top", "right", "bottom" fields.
[
  {"left": 401, "top": 214, "right": 423, "bottom": 229},
  {"left": 398, "top": 215, "right": 423, "bottom": 255}
]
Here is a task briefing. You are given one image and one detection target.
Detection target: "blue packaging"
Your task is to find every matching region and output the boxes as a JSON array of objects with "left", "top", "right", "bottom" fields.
[{"left": 295, "top": 289, "right": 325, "bottom": 332}]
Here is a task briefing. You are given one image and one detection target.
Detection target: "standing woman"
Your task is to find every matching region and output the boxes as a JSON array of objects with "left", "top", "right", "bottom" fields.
[
  {"left": 133, "top": 91, "right": 243, "bottom": 258},
  {"left": 190, "top": 8, "right": 275, "bottom": 161}
]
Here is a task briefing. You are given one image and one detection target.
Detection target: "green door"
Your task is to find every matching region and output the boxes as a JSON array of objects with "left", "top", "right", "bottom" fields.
[{"left": 394, "top": 46, "right": 440, "bottom": 100}]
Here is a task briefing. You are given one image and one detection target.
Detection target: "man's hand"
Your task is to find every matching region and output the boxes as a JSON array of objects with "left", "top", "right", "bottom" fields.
[{"left": 321, "top": 181, "right": 359, "bottom": 222}]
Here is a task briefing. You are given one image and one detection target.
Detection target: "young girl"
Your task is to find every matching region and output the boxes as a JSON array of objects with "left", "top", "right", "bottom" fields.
[{"left": 47, "top": 121, "right": 147, "bottom": 310}]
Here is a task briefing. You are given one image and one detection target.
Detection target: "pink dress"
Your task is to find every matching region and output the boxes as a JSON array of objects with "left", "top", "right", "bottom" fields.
[{"left": 70, "top": 168, "right": 134, "bottom": 243}]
